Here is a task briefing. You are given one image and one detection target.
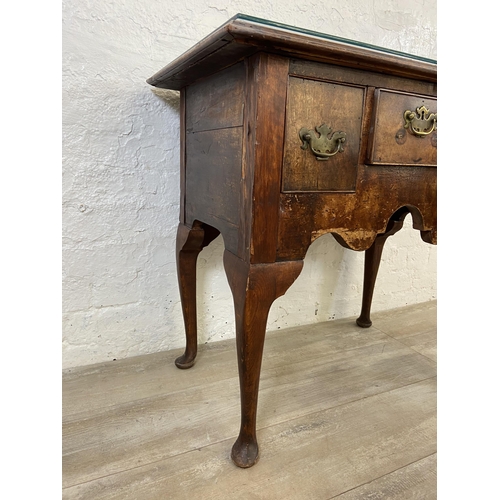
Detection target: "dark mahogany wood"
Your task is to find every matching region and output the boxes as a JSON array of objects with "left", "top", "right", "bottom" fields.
[{"left": 148, "top": 15, "right": 437, "bottom": 468}]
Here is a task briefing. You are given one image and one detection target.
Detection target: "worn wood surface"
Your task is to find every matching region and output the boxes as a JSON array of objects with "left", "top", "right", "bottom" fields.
[
  {"left": 370, "top": 300, "right": 438, "bottom": 339},
  {"left": 282, "top": 77, "right": 364, "bottom": 192},
  {"left": 62, "top": 301, "right": 437, "bottom": 499},
  {"left": 277, "top": 165, "right": 436, "bottom": 259},
  {"left": 62, "top": 315, "right": 393, "bottom": 420},
  {"left": 180, "top": 51, "right": 438, "bottom": 265},
  {"left": 227, "top": 17, "right": 436, "bottom": 81},
  {"left": 276, "top": 65, "right": 437, "bottom": 259},
  {"left": 151, "top": 15, "right": 437, "bottom": 263},
  {"left": 179, "top": 88, "right": 186, "bottom": 224}
]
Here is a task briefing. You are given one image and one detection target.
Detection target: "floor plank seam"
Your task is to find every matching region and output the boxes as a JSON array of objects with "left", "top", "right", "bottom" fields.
[
  {"left": 326, "top": 451, "right": 438, "bottom": 500},
  {"left": 62, "top": 445, "right": 209, "bottom": 491},
  {"left": 377, "top": 326, "right": 436, "bottom": 341},
  {"left": 382, "top": 334, "right": 437, "bottom": 364}
]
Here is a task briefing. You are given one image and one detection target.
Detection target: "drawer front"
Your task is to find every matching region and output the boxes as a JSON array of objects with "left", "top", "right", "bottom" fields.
[
  {"left": 282, "top": 77, "right": 364, "bottom": 192},
  {"left": 368, "top": 89, "right": 437, "bottom": 166}
]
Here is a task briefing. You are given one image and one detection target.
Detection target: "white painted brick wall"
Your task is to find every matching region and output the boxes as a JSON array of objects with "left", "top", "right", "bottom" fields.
[{"left": 62, "top": 0, "right": 437, "bottom": 369}]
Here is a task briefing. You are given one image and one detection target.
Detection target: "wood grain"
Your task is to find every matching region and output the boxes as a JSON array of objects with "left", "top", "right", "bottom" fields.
[
  {"left": 277, "top": 163, "right": 437, "bottom": 259},
  {"left": 179, "top": 88, "right": 186, "bottom": 223},
  {"left": 174, "top": 222, "right": 220, "bottom": 369},
  {"left": 185, "top": 62, "right": 245, "bottom": 133},
  {"left": 245, "top": 53, "right": 289, "bottom": 264},
  {"left": 145, "top": 15, "right": 437, "bottom": 475},
  {"left": 182, "top": 62, "right": 247, "bottom": 256},
  {"left": 357, "top": 209, "right": 407, "bottom": 328},
  {"left": 275, "top": 59, "right": 436, "bottom": 260},
  {"left": 227, "top": 18, "right": 436, "bottom": 81},
  {"left": 369, "top": 300, "right": 437, "bottom": 340},
  {"left": 184, "top": 127, "right": 242, "bottom": 253},
  {"left": 396, "top": 330, "right": 437, "bottom": 363}
]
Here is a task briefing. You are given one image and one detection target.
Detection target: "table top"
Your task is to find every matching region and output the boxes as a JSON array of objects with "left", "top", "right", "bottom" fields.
[{"left": 147, "top": 14, "right": 437, "bottom": 90}]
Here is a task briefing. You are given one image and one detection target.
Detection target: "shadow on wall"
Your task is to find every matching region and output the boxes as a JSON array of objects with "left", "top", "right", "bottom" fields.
[{"left": 150, "top": 88, "right": 181, "bottom": 112}]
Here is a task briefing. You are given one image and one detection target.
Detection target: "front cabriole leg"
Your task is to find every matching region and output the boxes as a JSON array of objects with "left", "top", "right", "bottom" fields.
[{"left": 223, "top": 250, "right": 303, "bottom": 467}]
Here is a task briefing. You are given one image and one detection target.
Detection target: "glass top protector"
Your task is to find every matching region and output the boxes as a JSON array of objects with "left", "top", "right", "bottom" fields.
[{"left": 233, "top": 14, "right": 437, "bottom": 64}]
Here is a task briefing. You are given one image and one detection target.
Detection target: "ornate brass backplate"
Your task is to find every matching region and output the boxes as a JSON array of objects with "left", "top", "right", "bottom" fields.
[
  {"left": 299, "top": 124, "right": 347, "bottom": 161},
  {"left": 403, "top": 106, "right": 437, "bottom": 137}
]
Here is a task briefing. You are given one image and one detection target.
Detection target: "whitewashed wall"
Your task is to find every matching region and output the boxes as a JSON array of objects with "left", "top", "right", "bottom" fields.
[{"left": 62, "top": 0, "right": 437, "bottom": 369}]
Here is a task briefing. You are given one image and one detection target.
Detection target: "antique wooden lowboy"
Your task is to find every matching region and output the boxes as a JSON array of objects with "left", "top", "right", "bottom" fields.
[{"left": 147, "top": 14, "right": 437, "bottom": 468}]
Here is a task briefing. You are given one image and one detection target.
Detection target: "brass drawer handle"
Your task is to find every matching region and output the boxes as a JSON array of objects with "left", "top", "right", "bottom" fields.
[
  {"left": 403, "top": 106, "right": 437, "bottom": 137},
  {"left": 299, "top": 124, "right": 346, "bottom": 161}
]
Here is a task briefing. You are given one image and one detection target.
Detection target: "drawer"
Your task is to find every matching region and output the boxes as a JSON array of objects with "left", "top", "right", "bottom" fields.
[
  {"left": 282, "top": 77, "right": 364, "bottom": 192},
  {"left": 367, "top": 89, "right": 437, "bottom": 166}
]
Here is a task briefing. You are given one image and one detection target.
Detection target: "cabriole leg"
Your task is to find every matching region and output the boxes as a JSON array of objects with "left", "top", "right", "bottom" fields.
[
  {"left": 223, "top": 250, "right": 303, "bottom": 467},
  {"left": 356, "top": 213, "right": 406, "bottom": 328},
  {"left": 175, "top": 221, "right": 219, "bottom": 369}
]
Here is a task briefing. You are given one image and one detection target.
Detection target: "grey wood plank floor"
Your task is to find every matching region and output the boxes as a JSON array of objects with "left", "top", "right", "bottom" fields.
[{"left": 63, "top": 300, "right": 437, "bottom": 499}]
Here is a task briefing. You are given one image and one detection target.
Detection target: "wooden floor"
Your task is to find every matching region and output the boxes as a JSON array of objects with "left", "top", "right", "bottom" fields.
[{"left": 62, "top": 300, "right": 437, "bottom": 499}]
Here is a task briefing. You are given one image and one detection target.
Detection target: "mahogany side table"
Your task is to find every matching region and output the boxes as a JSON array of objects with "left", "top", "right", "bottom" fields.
[{"left": 147, "top": 14, "right": 437, "bottom": 468}]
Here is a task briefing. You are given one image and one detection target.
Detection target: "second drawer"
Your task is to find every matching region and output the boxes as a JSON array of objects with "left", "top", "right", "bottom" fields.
[{"left": 367, "top": 89, "right": 437, "bottom": 166}]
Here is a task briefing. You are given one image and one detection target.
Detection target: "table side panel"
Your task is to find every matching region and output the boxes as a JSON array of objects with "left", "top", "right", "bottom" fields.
[
  {"left": 183, "top": 63, "right": 247, "bottom": 255},
  {"left": 185, "top": 62, "right": 246, "bottom": 133}
]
